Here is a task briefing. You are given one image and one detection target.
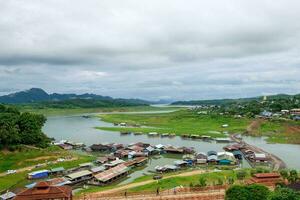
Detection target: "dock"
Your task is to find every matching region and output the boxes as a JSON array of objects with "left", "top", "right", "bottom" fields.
[{"left": 230, "top": 134, "right": 286, "bottom": 170}]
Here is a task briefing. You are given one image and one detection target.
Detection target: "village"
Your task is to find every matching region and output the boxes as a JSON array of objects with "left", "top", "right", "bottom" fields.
[{"left": 1, "top": 131, "right": 283, "bottom": 200}]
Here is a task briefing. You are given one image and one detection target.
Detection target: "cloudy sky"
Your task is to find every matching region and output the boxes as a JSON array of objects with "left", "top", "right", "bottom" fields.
[{"left": 1, "top": 0, "right": 300, "bottom": 100}]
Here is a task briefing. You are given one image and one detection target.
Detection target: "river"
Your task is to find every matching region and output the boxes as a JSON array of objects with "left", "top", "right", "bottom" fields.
[{"left": 42, "top": 112, "right": 300, "bottom": 182}]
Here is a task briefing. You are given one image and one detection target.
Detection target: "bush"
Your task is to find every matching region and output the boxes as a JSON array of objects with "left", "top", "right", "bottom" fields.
[
  {"left": 226, "top": 185, "right": 251, "bottom": 200},
  {"left": 236, "top": 170, "right": 247, "bottom": 180},
  {"left": 269, "top": 187, "right": 300, "bottom": 200},
  {"left": 226, "top": 184, "right": 270, "bottom": 200}
]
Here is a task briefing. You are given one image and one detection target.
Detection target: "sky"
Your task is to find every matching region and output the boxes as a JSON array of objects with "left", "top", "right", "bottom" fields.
[{"left": 0, "top": 0, "right": 300, "bottom": 101}]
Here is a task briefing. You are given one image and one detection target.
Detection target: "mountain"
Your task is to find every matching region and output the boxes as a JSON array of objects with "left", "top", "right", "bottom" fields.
[{"left": 0, "top": 88, "right": 150, "bottom": 106}]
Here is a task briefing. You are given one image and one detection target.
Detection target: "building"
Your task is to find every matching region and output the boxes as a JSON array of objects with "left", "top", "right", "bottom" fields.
[
  {"left": 50, "top": 167, "right": 65, "bottom": 175},
  {"left": 247, "top": 173, "right": 283, "bottom": 186},
  {"left": 195, "top": 152, "right": 207, "bottom": 164},
  {"left": 290, "top": 109, "right": 300, "bottom": 116},
  {"left": 217, "top": 152, "right": 236, "bottom": 165},
  {"left": 90, "top": 166, "right": 106, "bottom": 174},
  {"left": 14, "top": 182, "right": 72, "bottom": 200},
  {"left": 65, "top": 170, "right": 93, "bottom": 184},
  {"left": 0, "top": 192, "right": 16, "bottom": 200},
  {"left": 92, "top": 164, "right": 129, "bottom": 185},
  {"left": 28, "top": 170, "right": 49, "bottom": 179}
]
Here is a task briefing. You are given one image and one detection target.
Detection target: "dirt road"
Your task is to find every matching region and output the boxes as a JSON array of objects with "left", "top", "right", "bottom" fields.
[{"left": 82, "top": 169, "right": 208, "bottom": 198}]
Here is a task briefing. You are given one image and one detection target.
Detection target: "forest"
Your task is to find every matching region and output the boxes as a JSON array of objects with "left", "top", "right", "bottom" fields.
[{"left": 0, "top": 104, "right": 50, "bottom": 150}]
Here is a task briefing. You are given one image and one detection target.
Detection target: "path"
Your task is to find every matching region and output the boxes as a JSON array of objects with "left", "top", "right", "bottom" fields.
[
  {"left": 0, "top": 157, "right": 77, "bottom": 177},
  {"left": 81, "top": 190, "right": 225, "bottom": 200},
  {"left": 79, "top": 169, "right": 208, "bottom": 198}
]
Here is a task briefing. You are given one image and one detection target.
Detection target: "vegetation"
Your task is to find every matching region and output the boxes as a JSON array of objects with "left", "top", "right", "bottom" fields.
[
  {"left": 128, "top": 170, "right": 249, "bottom": 192},
  {"left": 0, "top": 146, "right": 95, "bottom": 192},
  {"left": 0, "top": 104, "right": 50, "bottom": 149},
  {"left": 18, "top": 105, "right": 178, "bottom": 116},
  {"left": 225, "top": 184, "right": 270, "bottom": 200},
  {"left": 226, "top": 185, "right": 300, "bottom": 200},
  {"left": 97, "top": 110, "right": 250, "bottom": 137}
]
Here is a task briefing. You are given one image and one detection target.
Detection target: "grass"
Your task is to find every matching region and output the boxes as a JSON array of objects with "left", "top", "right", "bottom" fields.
[
  {"left": 17, "top": 106, "right": 180, "bottom": 116},
  {"left": 128, "top": 170, "right": 249, "bottom": 192},
  {"left": 0, "top": 146, "right": 96, "bottom": 192},
  {"left": 97, "top": 110, "right": 251, "bottom": 137},
  {"left": 0, "top": 146, "right": 66, "bottom": 173},
  {"left": 249, "top": 119, "right": 300, "bottom": 144}
]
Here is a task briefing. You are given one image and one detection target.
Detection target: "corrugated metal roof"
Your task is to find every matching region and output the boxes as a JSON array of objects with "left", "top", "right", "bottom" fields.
[
  {"left": 28, "top": 170, "right": 49, "bottom": 176},
  {"left": 66, "top": 170, "right": 92, "bottom": 180},
  {"left": 0, "top": 192, "right": 16, "bottom": 200},
  {"left": 94, "top": 164, "right": 129, "bottom": 182}
]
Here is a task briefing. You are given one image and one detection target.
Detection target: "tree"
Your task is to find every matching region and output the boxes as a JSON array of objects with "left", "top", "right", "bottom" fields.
[
  {"left": 226, "top": 185, "right": 251, "bottom": 200},
  {"left": 288, "top": 170, "right": 299, "bottom": 184},
  {"left": 0, "top": 104, "right": 49, "bottom": 149},
  {"left": 247, "top": 184, "right": 270, "bottom": 200},
  {"left": 279, "top": 170, "right": 289, "bottom": 180},
  {"left": 268, "top": 187, "right": 300, "bottom": 200}
]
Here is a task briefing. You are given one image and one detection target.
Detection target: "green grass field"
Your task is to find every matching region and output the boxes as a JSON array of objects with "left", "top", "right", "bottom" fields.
[
  {"left": 0, "top": 146, "right": 96, "bottom": 192},
  {"left": 97, "top": 110, "right": 251, "bottom": 137},
  {"left": 17, "top": 106, "right": 179, "bottom": 116},
  {"left": 128, "top": 170, "right": 248, "bottom": 192}
]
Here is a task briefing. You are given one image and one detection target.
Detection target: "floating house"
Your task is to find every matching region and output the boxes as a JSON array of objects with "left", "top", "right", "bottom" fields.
[
  {"left": 217, "top": 152, "right": 236, "bottom": 165},
  {"left": 232, "top": 150, "right": 243, "bottom": 160},
  {"left": 207, "top": 155, "right": 218, "bottom": 164},
  {"left": 95, "top": 157, "right": 109, "bottom": 164},
  {"left": 0, "top": 192, "right": 16, "bottom": 200},
  {"left": 104, "top": 159, "right": 125, "bottom": 168},
  {"left": 90, "top": 166, "right": 106, "bottom": 174},
  {"left": 215, "top": 138, "right": 232, "bottom": 143},
  {"left": 174, "top": 160, "right": 189, "bottom": 167},
  {"left": 253, "top": 153, "right": 268, "bottom": 163},
  {"left": 92, "top": 164, "right": 129, "bottom": 185},
  {"left": 28, "top": 170, "right": 49, "bottom": 179},
  {"left": 65, "top": 170, "right": 93, "bottom": 184},
  {"left": 148, "top": 132, "right": 159, "bottom": 137},
  {"left": 207, "top": 151, "right": 217, "bottom": 156},
  {"left": 195, "top": 152, "right": 207, "bottom": 164},
  {"left": 155, "top": 165, "right": 178, "bottom": 172},
  {"left": 124, "top": 157, "right": 148, "bottom": 168}
]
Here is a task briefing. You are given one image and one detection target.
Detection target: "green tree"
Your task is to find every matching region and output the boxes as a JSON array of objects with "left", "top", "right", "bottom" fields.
[
  {"left": 288, "top": 170, "right": 299, "bottom": 183},
  {"left": 247, "top": 184, "right": 270, "bottom": 200},
  {"left": 268, "top": 187, "right": 300, "bottom": 200},
  {"left": 226, "top": 185, "right": 251, "bottom": 200}
]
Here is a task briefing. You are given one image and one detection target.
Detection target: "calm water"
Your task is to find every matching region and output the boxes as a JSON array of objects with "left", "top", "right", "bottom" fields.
[{"left": 43, "top": 114, "right": 300, "bottom": 170}]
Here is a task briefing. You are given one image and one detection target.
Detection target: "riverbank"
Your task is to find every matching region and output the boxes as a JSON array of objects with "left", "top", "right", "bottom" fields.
[
  {"left": 18, "top": 105, "right": 180, "bottom": 116},
  {"left": 97, "top": 110, "right": 250, "bottom": 138}
]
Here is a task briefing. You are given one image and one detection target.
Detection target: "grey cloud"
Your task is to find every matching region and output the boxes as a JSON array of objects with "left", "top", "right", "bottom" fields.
[{"left": 0, "top": 0, "right": 300, "bottom": 100}]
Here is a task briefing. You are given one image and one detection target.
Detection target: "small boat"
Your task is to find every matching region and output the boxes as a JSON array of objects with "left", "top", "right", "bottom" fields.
[
  {"left": 148, "top": 132, "right": 159, "bottom": 137},
  {"left": 161, "top": 133, "right": 170, "bottom": 137},
  {"left": 120, "top": 131, "right": 131, "bottom": 135}
]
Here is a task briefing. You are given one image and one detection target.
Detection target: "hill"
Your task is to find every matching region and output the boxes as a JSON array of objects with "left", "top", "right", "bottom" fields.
[
  {"left": 0, "top": 88, "right": 150, "bottom": 107},
  {"left": 171, "top": 93, "right": 300, "bottom": 106}
]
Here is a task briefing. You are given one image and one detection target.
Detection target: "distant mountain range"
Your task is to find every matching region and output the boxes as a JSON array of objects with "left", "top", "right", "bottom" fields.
[
  {"left": 0, "top": 88, "right": 150, "bottom": 106},
  {"left": 171, "top": 93, "right": 300, "bottom": 106}
]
